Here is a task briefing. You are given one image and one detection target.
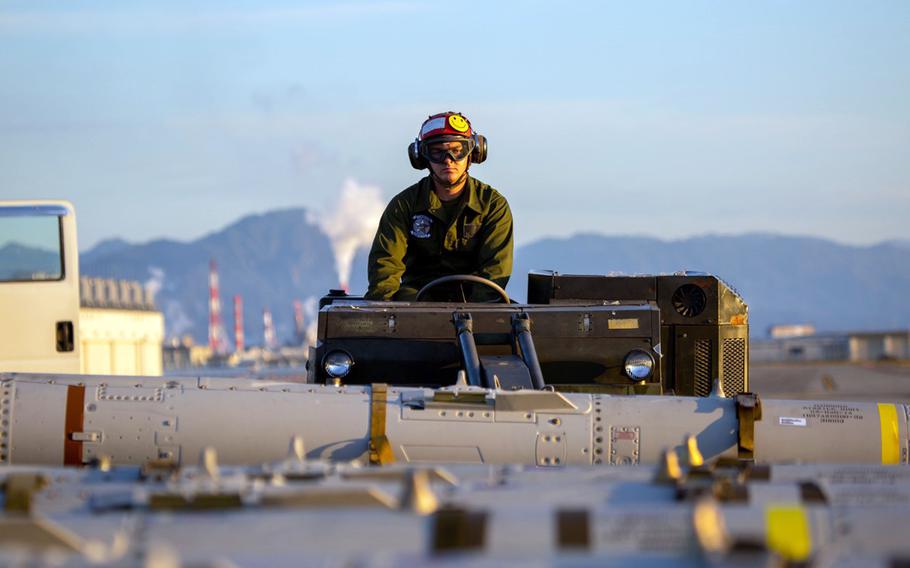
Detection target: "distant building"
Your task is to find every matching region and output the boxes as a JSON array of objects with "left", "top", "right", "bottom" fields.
[
  {"left": 751, "top": 333, "right": 848, "bottom": 363},
  {"left": 162, "top": 335, "right": 213, "bottom": 371},
  {"left": 848, "top": 330, "right": 910, "bottom": 361},
  {"left": 752, "top": 328, "right": 910, "bottom": 363},
  {"left": 768, "top": 324, "right": 816, "bottom": 339},
  {"left": 79, "top": 277, "right": 164, "bottom": 376}
]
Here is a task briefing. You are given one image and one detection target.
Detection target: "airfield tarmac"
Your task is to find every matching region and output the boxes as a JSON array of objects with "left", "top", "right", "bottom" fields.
[{"left": 751, "top": 361, "right": 910, "bottom": 403}]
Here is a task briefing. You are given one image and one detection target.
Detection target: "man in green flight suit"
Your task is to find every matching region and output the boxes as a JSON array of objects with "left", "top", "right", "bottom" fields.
[{"left": 365, "top": 111, "right": 513, "bottom": 301}]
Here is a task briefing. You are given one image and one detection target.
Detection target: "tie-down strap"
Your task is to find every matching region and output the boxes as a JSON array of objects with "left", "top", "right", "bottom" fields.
[
  {"left": 369, "top": 383, "right": 395, "bottom": 466},
  {"left": 736, "top": 392, "right": 763, "bottom": 460}
]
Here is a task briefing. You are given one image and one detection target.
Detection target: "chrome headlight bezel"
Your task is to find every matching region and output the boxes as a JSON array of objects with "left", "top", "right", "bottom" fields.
[
  {"left": 323, "top": 350, "right": 354, "bottom": 378},
  {"left": 623, "top": 349, "right": 655, "bottom": 381}
]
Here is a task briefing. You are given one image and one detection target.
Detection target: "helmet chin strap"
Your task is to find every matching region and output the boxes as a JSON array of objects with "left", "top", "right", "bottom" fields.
[{"left": 430, "top": 163, "right": 470, "bottom": 192}]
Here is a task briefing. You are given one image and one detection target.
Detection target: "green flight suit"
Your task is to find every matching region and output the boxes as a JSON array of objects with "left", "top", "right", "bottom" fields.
[{"left": 366, "top": 175, "right": 513, "bottom": 301}]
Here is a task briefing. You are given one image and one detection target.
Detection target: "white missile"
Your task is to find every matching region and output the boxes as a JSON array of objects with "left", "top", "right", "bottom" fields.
[
  {"left": 1, "top": 373, "right": 907, "bottom": 468},
  {"left": 3, "top": 459, "right": 910, "bottom": 565}
]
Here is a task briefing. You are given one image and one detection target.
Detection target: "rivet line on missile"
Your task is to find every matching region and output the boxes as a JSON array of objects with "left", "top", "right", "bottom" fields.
[{"left": 0, "top": 382, "right": 11, "bottom": 464}]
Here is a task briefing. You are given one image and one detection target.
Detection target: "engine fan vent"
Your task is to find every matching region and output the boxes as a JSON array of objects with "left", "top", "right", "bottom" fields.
[{"left": 671, "top": 284, "right": 707, "bottom": 318}]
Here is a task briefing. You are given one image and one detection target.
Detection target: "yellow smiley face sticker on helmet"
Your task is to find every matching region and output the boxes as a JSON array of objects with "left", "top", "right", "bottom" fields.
[{"left": 448, "top": 114, "right": 469, "bottom": 132}]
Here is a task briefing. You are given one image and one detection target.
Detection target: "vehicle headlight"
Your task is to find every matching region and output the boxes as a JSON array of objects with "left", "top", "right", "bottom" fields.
[
  {"left": 623, "top": 349, "right": 654, "bottom": 380},
  {"left": 323, "top": 350, "right": 354, "bottom": 378}
]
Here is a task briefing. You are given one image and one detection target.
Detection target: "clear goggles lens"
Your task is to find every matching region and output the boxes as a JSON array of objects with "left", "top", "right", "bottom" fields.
[{"left": 422, "top": 139, "right": 474, "bottom": 163}]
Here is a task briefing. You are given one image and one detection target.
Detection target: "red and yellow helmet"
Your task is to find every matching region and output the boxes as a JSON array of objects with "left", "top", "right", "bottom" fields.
[
  {"left": 408, "top": 111, "right": 487, "bottom": 170},
  {"left": 418, "top": 112, "right": 474, "bottom": 141}
]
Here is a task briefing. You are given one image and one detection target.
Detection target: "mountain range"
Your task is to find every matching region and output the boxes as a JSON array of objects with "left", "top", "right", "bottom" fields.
[
  {"left": 81, "top": 209, "right": 337, "bottom": 344},
  {"left": 0, "top": 242, "right": 61, "bottom": 280},
  {"left": 512, "top": 233, "right": 910, "bottom": 334},
  {"left": 77, "top": 208, "right": 910, "bottom": 344}
]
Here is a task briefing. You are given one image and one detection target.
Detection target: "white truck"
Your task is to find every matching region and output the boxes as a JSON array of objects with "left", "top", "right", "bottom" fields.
[
  {"left": 0, "top": 200, "right": 163, "bottom": 375},
  {"left": 0, "top": 200, "right": 81, "bottom": 373}
]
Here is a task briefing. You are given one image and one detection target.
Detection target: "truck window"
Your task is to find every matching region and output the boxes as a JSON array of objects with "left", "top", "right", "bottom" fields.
[{"left": 0, "top": 206, "right": 65, "bottom": 282}]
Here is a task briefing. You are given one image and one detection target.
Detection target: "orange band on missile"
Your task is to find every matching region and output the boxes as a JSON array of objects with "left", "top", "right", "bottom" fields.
[{"left": 64, "top": 385, "right": 85, "bottom": 466}]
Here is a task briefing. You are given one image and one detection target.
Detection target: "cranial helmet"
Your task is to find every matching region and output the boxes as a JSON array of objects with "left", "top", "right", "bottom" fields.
[{"left": 408, "top": 112, "right": 488, "bottom": 170}]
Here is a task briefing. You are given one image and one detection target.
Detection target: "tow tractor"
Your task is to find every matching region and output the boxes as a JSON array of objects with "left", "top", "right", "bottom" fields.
[{"left": 310, "top": 270, "right": 750, "bottom": 397}]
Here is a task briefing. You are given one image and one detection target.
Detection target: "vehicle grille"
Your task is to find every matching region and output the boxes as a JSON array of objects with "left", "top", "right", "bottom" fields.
[
  {"left": 722, "top": 338, "right": 747, "bottom": 395},
  {"left": 694, "top": 339, "right": 712, "bottom": 397}
]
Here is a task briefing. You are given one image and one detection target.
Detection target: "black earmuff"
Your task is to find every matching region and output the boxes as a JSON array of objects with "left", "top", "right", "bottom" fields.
[
  {"left": 471, "top": 134, "right": 487, "bottom": 164},
  {"left": 408, "top": 140, "right": 428, "bottom": 170}
]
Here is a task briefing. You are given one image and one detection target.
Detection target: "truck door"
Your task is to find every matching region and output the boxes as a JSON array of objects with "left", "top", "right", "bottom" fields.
[{"left": 0, "top": 201, "right": 81, "bottom": 373}]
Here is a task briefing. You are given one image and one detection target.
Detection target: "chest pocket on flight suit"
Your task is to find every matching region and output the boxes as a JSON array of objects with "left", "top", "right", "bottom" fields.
[{"left": 460, "top": 221, "right": 482, "bottom": 250}]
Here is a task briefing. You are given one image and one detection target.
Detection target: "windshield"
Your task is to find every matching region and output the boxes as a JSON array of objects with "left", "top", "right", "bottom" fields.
[{"left": 0, "top": 208, "right": 64, "bottom": 282}]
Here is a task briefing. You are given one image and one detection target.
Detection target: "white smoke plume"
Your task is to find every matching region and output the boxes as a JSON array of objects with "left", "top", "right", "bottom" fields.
[
  {"left": 317, "top": 178, "right": 385, "bottom": 289},
  {"left": 144, "top": 266, "right": 165, "bottom": 300},
  {"left": 302, "top": 296, "right": 319, "bottom": 348},
  {"left": 144, "top": 266, "right": 193, "bottom": 339},
  {"left": 163, "top": 299, "right": 193, "bottom": 337}
]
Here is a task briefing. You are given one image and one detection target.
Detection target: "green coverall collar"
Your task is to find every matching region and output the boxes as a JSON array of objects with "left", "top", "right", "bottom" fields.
[{"left": 423, "top": 176, "right": 483, "bottom": 218}]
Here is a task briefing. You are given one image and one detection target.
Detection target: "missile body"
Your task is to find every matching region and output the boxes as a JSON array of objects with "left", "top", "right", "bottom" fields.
[
  {"left": 1, "top": 373, "right": 907, "bottom": 467},
  {"left": 2, "top": 459, "right": 910, "bottom": 565}
]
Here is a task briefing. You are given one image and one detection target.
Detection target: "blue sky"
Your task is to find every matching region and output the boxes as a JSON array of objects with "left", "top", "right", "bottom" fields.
[{"left": 1, "top": 0, "right": 908, "bottom": 250}]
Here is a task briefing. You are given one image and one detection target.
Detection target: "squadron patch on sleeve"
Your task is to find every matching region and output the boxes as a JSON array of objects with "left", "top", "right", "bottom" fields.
[{"left": 410, "top": 214, "right": 433, "bottom": 239}]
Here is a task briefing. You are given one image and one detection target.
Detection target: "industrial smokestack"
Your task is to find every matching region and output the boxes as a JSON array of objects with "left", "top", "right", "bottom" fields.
[
  {"left": 208, "top": 260, "right": 230, "bottom": 355},
  {"left": 233, "top": 295, "right": 245, "bottom": 354},
  {"left": 263, "top": 308, "right": 278, "bottom": 351},
  {"left": 293, "top": 300, "right": 305, "bottom": 345},
  {"left": 318, "top": 179, "right": 384, "bottom": 291}
]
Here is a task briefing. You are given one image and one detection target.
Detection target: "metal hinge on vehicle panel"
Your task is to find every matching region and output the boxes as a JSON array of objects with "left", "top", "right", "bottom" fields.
[
  {"left": 578, "top": 313, "right": 593, "bottom": 335},
  {"left": 71, "top": 431, "right": 101, "bottom": 443}
]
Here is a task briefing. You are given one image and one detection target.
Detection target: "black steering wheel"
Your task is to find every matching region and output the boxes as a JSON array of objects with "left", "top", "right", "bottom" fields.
[{"left": 415, "top": 274, "right": 511, "bottom": 303}]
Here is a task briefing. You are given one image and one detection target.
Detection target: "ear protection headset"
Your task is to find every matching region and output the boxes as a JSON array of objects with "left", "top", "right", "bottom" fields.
[{"left": 407, "top": 112, "right": 488, "bottom": 170}]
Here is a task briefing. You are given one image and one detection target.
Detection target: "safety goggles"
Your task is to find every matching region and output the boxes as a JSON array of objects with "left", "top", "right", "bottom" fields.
[{"left": 421, "top": 139, "right": 474, "bottom": 164}]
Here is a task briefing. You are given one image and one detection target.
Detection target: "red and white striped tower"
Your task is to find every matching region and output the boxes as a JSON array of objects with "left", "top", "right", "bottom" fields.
[
  {"left": 233, "top": 295, "right": 244, "bottom": 354},
  {"left": 208, "top": 260, "right": 229, "bottom": 355},
  {"left": 293, "top": 300, "right": 305, "bottom": 344},
  {"left": 263, "top": 307, "right": 278, "bottom": 351}
]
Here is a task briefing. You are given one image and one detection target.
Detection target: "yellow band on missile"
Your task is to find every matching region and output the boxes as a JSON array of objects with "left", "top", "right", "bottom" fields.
[
  {"left": 765, "top": 505, "right": 811, "bottom": 562},
  {"left": 369, "top": 383, "right": 395, "bottom": 466},
  {"left": 878, "top": 403, "right": 900, "bottom": 465}
]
